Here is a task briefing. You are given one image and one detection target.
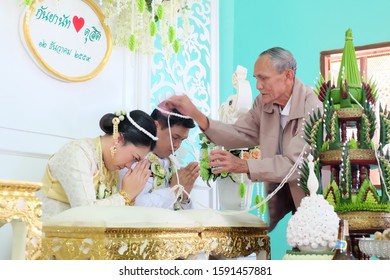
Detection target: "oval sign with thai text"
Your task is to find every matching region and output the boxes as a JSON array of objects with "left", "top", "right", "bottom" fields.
[{"left": 21, "top": 0, "right": 112, "bottom": 82}]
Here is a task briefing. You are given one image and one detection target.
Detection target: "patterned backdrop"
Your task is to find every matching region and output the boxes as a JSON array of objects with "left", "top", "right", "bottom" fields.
[{"left": 151, "top": 0, "right": 212, "bottom": 165}]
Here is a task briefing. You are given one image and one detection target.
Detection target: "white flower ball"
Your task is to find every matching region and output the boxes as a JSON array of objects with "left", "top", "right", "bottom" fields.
[{"left": 286, "top": 194, "right": 339, "bottom": 252}]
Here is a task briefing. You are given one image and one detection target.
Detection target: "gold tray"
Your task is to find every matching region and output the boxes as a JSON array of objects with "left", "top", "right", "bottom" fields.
[
  {"left": 319, "top": 149, "right": 377, "bottom": 165},
  {"left": 336, "top": 107, "right": 363, "bottom": 121},
  {"left": 338, "top": 211, "right": 390, "bottom": 232}
]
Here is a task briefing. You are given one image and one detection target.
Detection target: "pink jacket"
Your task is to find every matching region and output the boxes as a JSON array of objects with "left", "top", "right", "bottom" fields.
[{"left": 204, "top": 78, "right": 323, "bottom": 231}]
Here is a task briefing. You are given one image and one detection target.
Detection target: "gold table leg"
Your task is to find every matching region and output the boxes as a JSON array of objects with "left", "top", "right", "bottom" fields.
[{"left": 0, "top": 180, "right": 42, "bottom": 260}]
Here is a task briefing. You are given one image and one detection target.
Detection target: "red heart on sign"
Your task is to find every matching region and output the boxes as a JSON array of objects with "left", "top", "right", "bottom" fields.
[{"left": 72, "top": 16, "right": 85, "bottom": 33}]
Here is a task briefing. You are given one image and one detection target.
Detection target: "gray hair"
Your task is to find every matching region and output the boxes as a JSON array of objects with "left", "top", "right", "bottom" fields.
[{"left": 259, "top": 47, "right": 297, "bottom": 74}]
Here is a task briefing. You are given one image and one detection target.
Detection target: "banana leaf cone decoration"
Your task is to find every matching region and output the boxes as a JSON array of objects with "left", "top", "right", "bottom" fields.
[
  {"left": 337, "top": 29, "right": 361, "bottom": 89},
  {"left": 314, "top": 29, "right": 378, "bottom": 109},
  {"left": 337, "top": 29, "right": 361, "bottom": 107}
]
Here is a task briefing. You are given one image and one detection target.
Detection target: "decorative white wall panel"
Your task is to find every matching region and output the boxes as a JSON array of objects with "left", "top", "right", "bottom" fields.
[{"left": 150, "top": 0, "right": 219, "bottom": 208}]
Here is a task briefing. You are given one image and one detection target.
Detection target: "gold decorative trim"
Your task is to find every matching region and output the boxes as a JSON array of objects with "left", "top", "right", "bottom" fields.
[
  {"left": 0, "top": 180, "right": 42, "bottom": 260},
  {"left": 319, "top": 149, "right": 376, "bottom": 165},
  {"left": 42, "top": 225, "right": 269, "bottom": 260},
  {"left": 201, "top": 227, "right": 270, "bottom": 259},
  {"left": 338, "top": 211, "right": 390, "bottom": 231},
  {"left": 0, "top": 179, "right": 42, "bottom": 194},
  {"left": 336, "top": 107, "right": 363, "bottom": 120},
  {"left": 23, "top": 0, "right": 112, "bottom": 82}
]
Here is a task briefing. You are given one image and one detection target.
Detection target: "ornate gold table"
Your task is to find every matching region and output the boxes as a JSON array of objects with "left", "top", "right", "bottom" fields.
[
  {"left": 41, "top": 206, "right": 270, "bottom": 260},
  {"left": 0, "top": 180, "right": 42, "bottom": 260}
]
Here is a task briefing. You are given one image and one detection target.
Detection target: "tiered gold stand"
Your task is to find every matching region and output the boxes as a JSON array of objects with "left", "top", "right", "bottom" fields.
[{"left": 0, "top": 180, "right": 42, "bottom": 260}]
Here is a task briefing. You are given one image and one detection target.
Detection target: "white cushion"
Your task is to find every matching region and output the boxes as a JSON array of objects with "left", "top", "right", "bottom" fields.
[
  {"left": 181, "top": 209, "right": 267, "bottom": 228},
  {"left": 43, "top": 205, "right": 199, "bottom": 228},
  {"left": 43, "top": 206, "right": 267, "bottom": 229}
]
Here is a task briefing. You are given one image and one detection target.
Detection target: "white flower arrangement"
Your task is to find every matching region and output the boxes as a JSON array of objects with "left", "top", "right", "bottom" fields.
[
  {"left": 287, "top": 154, "right": 339, "bottom": 252},
  {"left": 286, "top": 194, "right": 339, "bottom": 251}
]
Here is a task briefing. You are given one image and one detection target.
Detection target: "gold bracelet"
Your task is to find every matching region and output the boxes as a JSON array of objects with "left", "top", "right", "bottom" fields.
[{"left": 119, "top": 190, "right": 135, "bottom": 206}]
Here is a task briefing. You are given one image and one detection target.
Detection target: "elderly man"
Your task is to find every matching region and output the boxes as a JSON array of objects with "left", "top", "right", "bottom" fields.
[{"left": 166, "top": 47, "right": 322, "bottom": 231}]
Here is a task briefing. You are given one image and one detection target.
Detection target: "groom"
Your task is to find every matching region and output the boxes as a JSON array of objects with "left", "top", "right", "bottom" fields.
[{"left": 133, "top": 101, "right": 200, "bottom": 210}]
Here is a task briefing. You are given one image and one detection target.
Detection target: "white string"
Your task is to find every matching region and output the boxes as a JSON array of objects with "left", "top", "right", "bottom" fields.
[
  {"left": 161, "top": 107, "right": 216, "bottom": 209},
  {"left": 171, "top": 183, "right": 190, "bottom": 203},
  {"left": 127, "top": 112, "right": 159, "bottom": 141},
  {"left": 165, "top": 113, "right": 186, "bottom": 208},
  {"left": 158, "top": 104, "right": 308, "bottom": 215},
  {"left": 202, "top": 144, "right": 308, "bottom": 216},
  {"left": 155, "top": 105, "right": 193, "bottom": 208}
]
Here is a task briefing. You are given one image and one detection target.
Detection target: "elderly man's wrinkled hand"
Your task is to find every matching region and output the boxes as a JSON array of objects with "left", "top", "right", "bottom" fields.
[{"left": 209, "top": 150, "right": 249, "bottom": 174}]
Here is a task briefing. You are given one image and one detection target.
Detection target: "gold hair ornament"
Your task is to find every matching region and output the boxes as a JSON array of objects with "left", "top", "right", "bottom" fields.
[
  {"left": 111, "top": 117, "right": 120, "bottom": 158},
  {"left": 111, "top": 111, "right": 126, "bottom": 158}
]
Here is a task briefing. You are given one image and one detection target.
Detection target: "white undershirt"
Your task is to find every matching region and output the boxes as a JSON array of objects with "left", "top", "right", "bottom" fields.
[
  {"left": 278, "top": 96, "right": 292, "bottom": 154},
  {"left": 280, "top": 96, "right": 292, "bottom": 129}
]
